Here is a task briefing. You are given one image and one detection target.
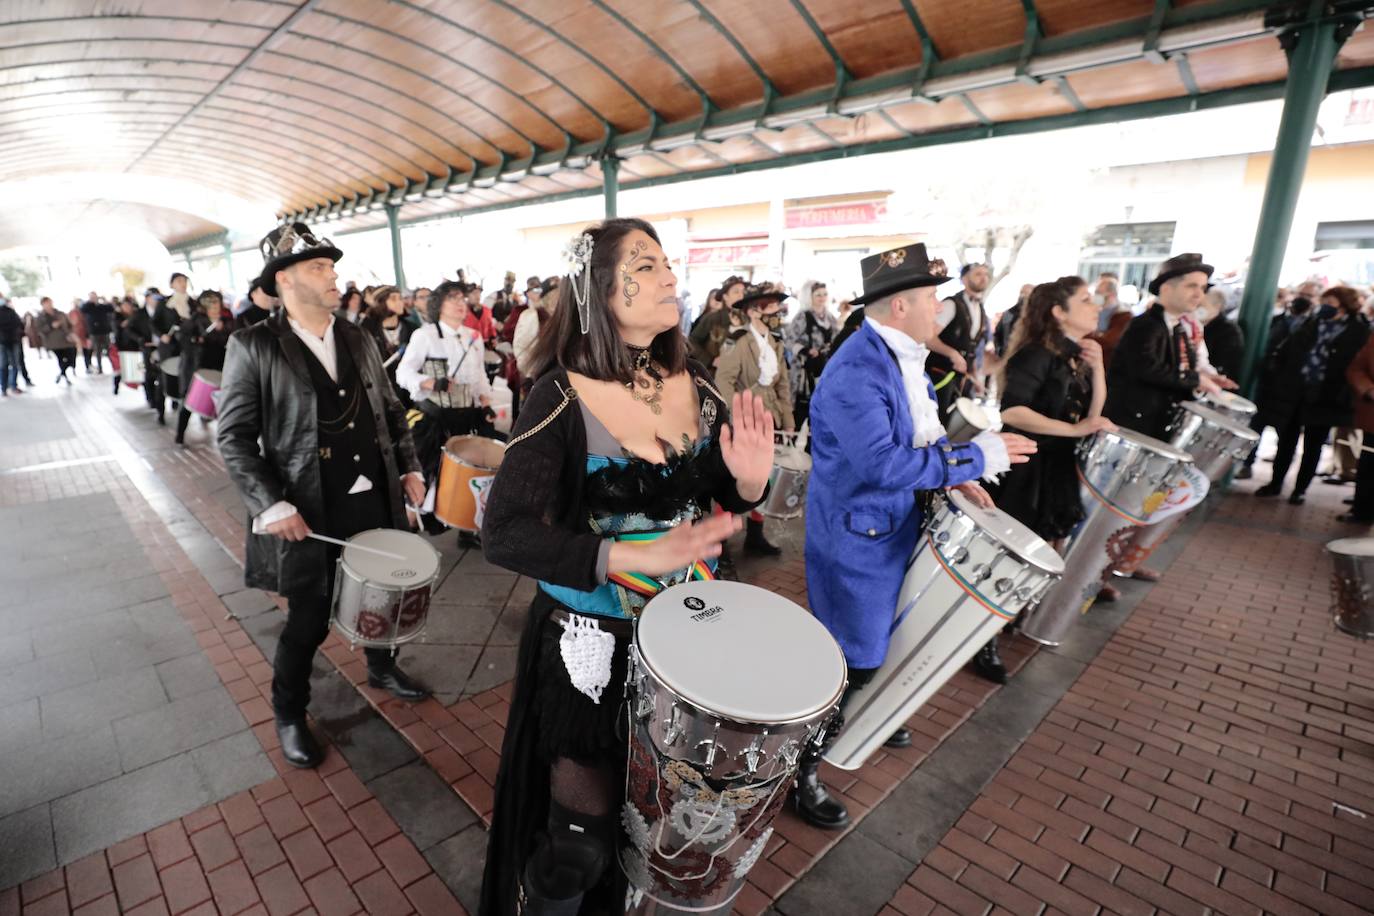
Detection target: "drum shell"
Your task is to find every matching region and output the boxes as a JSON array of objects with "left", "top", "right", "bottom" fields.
[
  {"left": 161, "top": 357, "right": 183, "bottom": 400},
  {"left": 1201, "top": 390, "right": 1258, "bottom": 425},
  {"left": 1077, "top": 429, "right": 1193, "bottom": 525},
  {"left": 185, "top": 370, "right": 222, "bottom": 418},
  {"left": 1169, "top": 403, "right": 1260, "bottom": 482},
  {"left": 434, "top": 435, "right": 505, "bottom": 532},
  {"left": 824, "top": 500, "right": 1059, "bottom": 770},
  {"left": 118, "top": 351, "right": 145, "bottom": 385},
  {"left": 761, "top": 444, "right": 810, "bottom": 520},
  {"left": 331, "top": 548, "right": 439, "bottom": 649},
  {"left": 945, "top": 397, "right": 992, "bottom": 443},
  {"left": 1328, "top": 541, "right": 1374, "bottom": 639}
]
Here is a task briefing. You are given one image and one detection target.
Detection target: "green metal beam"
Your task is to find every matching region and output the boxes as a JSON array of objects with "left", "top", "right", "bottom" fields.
[
  {"left": 386, "top": 203, "right": 406, "bottom": 289},
  {"left": 1236, "top": 13, "right": 1361, "bottom": 393},
  {"left": 1053, "top": 75, "right": 1086, "bottom": 112},
  {"left": 788, "top": 0, "right": 853, "bottom": 111},
  {"left": 222, "top": 240, "right": 237, "bottom": 292},
  {"left": 168, "top": 230, "right": 231, "bottom": 257},
  {"left": 958, "top": 93, "right": 992, "bottom": 126},
  {"left": 1142, "top": 0, "right": 1175, "bottom": 62},
  {"left": 603, "top": 156, "right": 620, "bottom": 219},
  {"left": 1017, "top": 0, "right": 1044, "bottom": 84},
  {"left": 1176, "top": 52, "right": 1201, "bottom": 96}
]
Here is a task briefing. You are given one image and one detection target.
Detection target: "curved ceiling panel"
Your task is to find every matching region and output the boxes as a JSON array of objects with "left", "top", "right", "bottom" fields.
[{"left": 0, "top": 0, "right": 1366, "bottom": 253}]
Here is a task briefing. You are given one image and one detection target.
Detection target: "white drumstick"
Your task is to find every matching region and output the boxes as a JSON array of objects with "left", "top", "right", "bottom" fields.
[
  {"left": 306, "top": 532, "right": 405, "bottom": 560},
  {"left": 1340, "top": 436, "right": 1374, "bottom": 456}
]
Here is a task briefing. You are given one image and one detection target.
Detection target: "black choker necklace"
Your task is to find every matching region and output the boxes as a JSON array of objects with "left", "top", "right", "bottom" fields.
[{"left": 626, "top": 345, "right": 664, "bottom": 414}]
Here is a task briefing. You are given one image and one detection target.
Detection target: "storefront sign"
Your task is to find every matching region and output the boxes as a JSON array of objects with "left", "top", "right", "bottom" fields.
[
  {"left": 786, "top": 201, "right": 886, "bottom": 229},
  {"left": 686, "top": 244, "right": 768, "bottom": 267}
]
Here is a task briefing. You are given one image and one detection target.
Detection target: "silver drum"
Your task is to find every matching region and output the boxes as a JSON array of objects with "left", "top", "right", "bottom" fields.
[
  {"left": 623, "top": 581, "right": 845, "bottom": 914},
  {"left": 945, "top": 397, "right": 995, "bottom": 443},
  {"left": 331, "top": 529, "right": 440, "bottom": 649},
  {"left": 761, "top": 440, "right": 810, "bottom": 520},
  {"left": 1327, "top": 538, "right": 1374, "bottom": 639},
  {"left": 1170, "top": 401, "right": 1260, "bottom": 481},
  {"left": 1020, "top": 428, "right": 1193, "bottom": 646},
  {"left": 1201, "top": 390, "right": 1257, "bottom": 425}
]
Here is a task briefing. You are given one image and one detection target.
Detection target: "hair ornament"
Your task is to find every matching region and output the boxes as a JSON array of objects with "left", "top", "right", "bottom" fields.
[{"left": 562, "top": 231, "right": 595, "bottom": 334}]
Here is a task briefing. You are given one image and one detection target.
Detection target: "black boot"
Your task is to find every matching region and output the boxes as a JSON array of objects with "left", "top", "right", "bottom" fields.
[
  {"left": 792, "top": 746, "right": 849, "bottom": 830},
  {"left": 368, "top": 664, "right": 431, "bottom": 701},
  {"left": 744, "top": 517, "right": 781, "bottom": 556},
  {"left": 884, "top": 727, "right": 912, "bottom": 748},
  {"left": 972, "top": 638, "right": 1007, "bottom": 685},
  {"left": 276, "top": 718, "right": 323, "bottom": 769}
]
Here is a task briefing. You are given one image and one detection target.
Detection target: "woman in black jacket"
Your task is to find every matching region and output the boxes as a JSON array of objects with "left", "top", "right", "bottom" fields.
[
  {"left": 1257, "top": 286, "right": 1370, "bottom": 504},
  {"left": 359, "top": 284, "right": 412, "bottom": 402},
  {"left": 174, "top": 291, "right": 236, "bottom": 445}
]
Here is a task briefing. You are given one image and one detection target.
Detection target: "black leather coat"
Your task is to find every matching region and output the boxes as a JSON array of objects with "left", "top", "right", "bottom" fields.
[
  {"left": 1104, "top": 305, "right": 1199, "bottom": 440},
  {"left": 217, "top": 312, "right": 422, "bottom": 598}
]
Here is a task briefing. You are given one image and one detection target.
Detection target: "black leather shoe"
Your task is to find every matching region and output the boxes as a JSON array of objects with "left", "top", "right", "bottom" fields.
[
  {"left": 1288, "top": 492, "right": 1306, "bottom": 506},
  {"left": 792, "top": 755, "right": 849, "bottom": 830},
  {"left": 971, "top": 638, "right": 1008, "bottom": 685},
  {"left": 1255, "top": 483, "right": 1282, "bottom": 498},
  {"left": 744, "top": 518, "right": 781, "bottom": 557},
  {"left": 368, "top": 665, "right": 431, "bottom": 701},
  {"left": 884, "top": 727, "right": 912, "bottom": 749},
  {"left": 276, "top": 719, "right": 323, "bottom": 769},
  {"left": 456, "top": 530, "right": 482, "bottom": 550},
  {"left": 1344, "top": 497, "right": 1356, "bottom": 505}
]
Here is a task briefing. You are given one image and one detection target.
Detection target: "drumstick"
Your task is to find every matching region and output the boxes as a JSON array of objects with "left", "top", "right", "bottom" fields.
[
  {"left": 306, "top": 532, "right": 406, "bottom": 560},
  {"left": 1340, "top": 436, "right": 1374, "bottom": 456}
]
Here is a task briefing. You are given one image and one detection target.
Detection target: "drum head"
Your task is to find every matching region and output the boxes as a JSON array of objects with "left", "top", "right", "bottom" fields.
[
  {"left": 1205, "top": 390, "right": 1257, "bottom": 414},
  {"left": 195, "top": 369, "right": 223, "bottom": 385},
  {"left": 445, "top": 435, "right": 505, "bottom": 470},
  {"left": 953, "top": 397, "right": 990, "bottom": 430},
  {"left": 638, "top": 581, "right": 845, "bottom": 725},
  {"left": 341, "top": 529, "right": 440, "bottom": 585},
  {"left": 1178, "top": 401, "right": 1259, "bottom": 442},
  {"left": 1101, "top": 426, "right": 1194, "bottom": 464},
  {"left": 161, "top": 357, "right": 181, "bottom": 376},
  {"left": 1327, "top": 537, "right": 1374, "bottom": 557},
  {"left": 947, "top": 490, "right": 1064, "bottom": 575},
  {"left": 773, "top": 444, "right": 812, "bottom": 472}
]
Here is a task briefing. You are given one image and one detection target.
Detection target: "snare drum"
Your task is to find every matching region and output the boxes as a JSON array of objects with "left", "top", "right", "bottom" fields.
[
  {"left": 825, "top": 490, "right": 1062, "bottom": 770},
  {"left": 434, "top": 435, "right": 505, "bottom": 532},
  {"left": 623, "top": 581, "right": 845, "bottom": 913},
  {"left": 945, "top": 397, "right": 994, "bottom": 443},
  {"left": 761, "top": 438, "right": 811, "bottom": 520},
  {"left": 1020, "top": 428, "right": 1193, "bottom": 646},
  {"left": 185, "top": 370, "right": 222, "bottom": 419},
  {"left": 1201, "top": 390, "right": 1257, "bottom": 425},
  {"left": 160, "top": 357, "right": 182, "bottom": 400},
  {"left": 1327, "top": 538, "right": 1374, "bottom": 639},
  {"left": 331, "top": 529, "right": 440, "bottom": 649},
  {"left": 118, "top": 350, "right": 145, "bottom": 386}
]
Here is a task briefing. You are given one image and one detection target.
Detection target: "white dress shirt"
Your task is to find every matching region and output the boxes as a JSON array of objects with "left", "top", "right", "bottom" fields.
[
  {"left": 749, "top": 325, "right": 778, "bottom": 387},
  {"left": 396, "top": 319, "right": 493, "bottom": 405}
]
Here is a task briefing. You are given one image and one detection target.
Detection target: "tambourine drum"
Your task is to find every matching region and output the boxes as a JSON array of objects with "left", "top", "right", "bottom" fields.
[
  {"left": 330, "top": 529, "right": 440, "bottom": 649},
  {"left": 761, "top": 438, "right": 811, "bottom": 520},
  {"left": 623, "top": 581, "right": 845, "bottom": 913},
  {"left": 434, "top": 435, "right": 505, "bottom": 532},
  {"left": 185, "top": 369, "right": 222, "bottom": 419},
  {"left": 1020, "top": 428, "right": 1193, "bottom": 646},
  {"left": 160, "top": 357, "right": 183, "bottom": 400},
  {"left": 945, "top": 397, "right": 994, "bottom": 443},
  {"left": 1327, "top": 538, "right": 1374, "bottom": 639},
  {"left": 1201, "top": 390, "right": 1257, "bottom": 424},
  {"left": 825, "top": 490, "right": 1062, "bottom": 770},
  {"left": 118, "top": 350, "right": 145, "bottom": 386}
]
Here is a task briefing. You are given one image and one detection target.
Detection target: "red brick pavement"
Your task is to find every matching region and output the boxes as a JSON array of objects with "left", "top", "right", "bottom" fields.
[
  {"left": 1, "top": 397, "right": 466, "bottom": 914},
  {"left": 882, "top": 479, "right": 1374, "bottom": 916},
  {"left": 79, "top": 393, "right": 1049, "bottom": 914}
]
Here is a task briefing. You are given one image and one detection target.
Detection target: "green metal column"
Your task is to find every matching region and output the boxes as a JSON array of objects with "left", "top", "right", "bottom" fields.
[
  {"left": 184, "top": 253, "right": 193, "bottom": 274},
  {"left": 602, "top": 156, "right": 620, "bottom": 219},
  {"left": 386, "top": 203, "right": 406, "bottom": 290},
  {"left": 222, "top": 240, "right": 236, "bottom": 293},
  {"left": 1236, "top": 15, "right": 1352, "bottom": 393}
]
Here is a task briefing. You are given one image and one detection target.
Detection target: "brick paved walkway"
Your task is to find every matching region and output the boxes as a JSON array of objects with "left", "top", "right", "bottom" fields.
[{"left": 882, "top": 473, "right": 1374, "bottom": 916}]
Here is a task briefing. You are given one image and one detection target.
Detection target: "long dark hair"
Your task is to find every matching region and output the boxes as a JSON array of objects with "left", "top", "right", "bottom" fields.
[
  {"left": 367, "top": 285, "right": 399, "bottom": 321},
  {"left": 1000, "top": 276, "right": 1088, "bottom": 384},
  {"left": 339, "top": 288, "right": 363, "bottom": 314},
  {"left": 527, "top": 217, "right": 688, "bottom": 383}
]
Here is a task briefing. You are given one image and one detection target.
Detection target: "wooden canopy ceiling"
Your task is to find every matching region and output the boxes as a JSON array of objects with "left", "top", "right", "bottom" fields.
[{"left": 2, "top": 0, "right": 1373, "bottom": 251}]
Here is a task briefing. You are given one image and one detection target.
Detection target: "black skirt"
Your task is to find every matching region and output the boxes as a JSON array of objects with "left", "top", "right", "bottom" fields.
[
  {"left": 479, "top": 589, "right": 632, "bottom": 916},
  {"left": 989, "top": 438, "right": 1084, "bottom": 542}
]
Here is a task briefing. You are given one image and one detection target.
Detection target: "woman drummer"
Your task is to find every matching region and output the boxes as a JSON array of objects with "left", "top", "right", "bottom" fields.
[
  {"left": 477, "top": 218, "right": 774, "bottom": 916},
  {"left": 985, "top": 277, "right": 1116, "bottom": 677},
  {"left": 396, "top": 280, "right": 496, "bottom": 541},
  {"left": 173, "top": 290, "right": 236, "bottom": 446}
]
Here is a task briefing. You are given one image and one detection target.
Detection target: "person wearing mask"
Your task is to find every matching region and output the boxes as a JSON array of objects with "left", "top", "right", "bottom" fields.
[
  {"left": 1256, "top": 286, "right": 1370, "bottom": 504},
  {"left": 928, "top": 262, "right": 992, "bottom": 413},
  {"left": 218, "top": 223, "right": 430, "bottom": 769},
  {"left": 716, "top": 281, "right": 794, "bottom": 556},
  {"left": 987, "top": 277, "right": 1115, "bottom": 677},
  {"left": 1237, "top": 294, "right": 1315, "bottom": 479},
  {"left": 36, "top": 297, "right": 78, "bottom": 385},
  {"left": 408, "top": 286, "right": 431, "bottom": 329},
  {"left": 81, "top": 291, "right": 116, "bottom": 373},
  {"left": 689, "top": 275, "right": 744, "bottom": 367},
  {"left": 0, "top": 295, "right": 25, "bottom": 396},
  {"left": 785, "top": 280, "right": 837, "bottom": 436},
  {"left": 174, "top": 290, "right": 236, "bottom": 445}
]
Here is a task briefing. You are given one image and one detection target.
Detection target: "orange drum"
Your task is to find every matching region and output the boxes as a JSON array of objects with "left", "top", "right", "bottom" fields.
[{"left": 435, "top": 435, "right": 505, "bottom": 532}]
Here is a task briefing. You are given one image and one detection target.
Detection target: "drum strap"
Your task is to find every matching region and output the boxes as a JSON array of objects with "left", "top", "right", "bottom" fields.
[{"left": 606, "top": 530, "right": 715, "bottom": 601}]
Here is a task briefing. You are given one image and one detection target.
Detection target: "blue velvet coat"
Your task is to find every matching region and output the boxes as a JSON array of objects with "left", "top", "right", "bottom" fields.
[{"left": 805, "top": 321, "right": 988, "bottom": 668}]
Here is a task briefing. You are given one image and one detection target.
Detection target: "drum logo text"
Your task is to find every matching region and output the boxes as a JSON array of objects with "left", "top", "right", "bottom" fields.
[
  {"left": 684, "top": 596, "right": 706, "bottom": 611},
  {"left": 393, "top": 568, "right": 418, "bottom": 579}
]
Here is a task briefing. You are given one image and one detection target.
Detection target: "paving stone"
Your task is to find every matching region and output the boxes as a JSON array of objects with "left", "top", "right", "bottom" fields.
[
  {"left": 423, "top": 824, "right": 487, "bottom": 915},
  {"left": 0, "top": 804, "right": 56, "bottom": 890},
  {"left": 0, "top": 632, "right": 35, "bottom": 668},
  {"left": 462, "top": 645, "right": 519, "bottom": 697},
  {"left": 366, "top": 760, "right": 477, "bottom": 852},
  {"left": 50, "top": 754, "right": 212, "bottom": 864},
  {"left": 153, "top": 653, "right": 221, "bottom": 701},
  {"left": 432, "top": 571, "right": 518, "bottom": 607},
  {"left": 188, "top": 730, "right": 276, "bottom": 801},
  {"left": 0, "top": 698, "right": 41, "bottom": 748},
  {"left": 321, "top": 708, "right": 418, "bottom": 784},
  {"left": 381, "top": 643, "right": 480, "bottom": 701},
  {"left": 39, "top": 667, "right": 169, "bottom": 740},
  {"left": 0, "top": 725, "right": 122, "bottom": 817},
  {"left": 113, "top": 685, "right": 248, "bottom": 771},
  {"left": 0, "top": 648, "right": 98, "bottom": 706},
  {"left": 775, "top": 829, "right": 914, "bottom": 916},
  {"left": 907, "top": 719, "right": 1021, "bottom": 798},
  {"left": 220, "top": 590, "right": 278, "bottom": 620},
  {"left": 857, "top": 768, "right": 973, "bottom": 863},
  {"left": 419, "top": 601, "right": 500, "bottom": 646}
]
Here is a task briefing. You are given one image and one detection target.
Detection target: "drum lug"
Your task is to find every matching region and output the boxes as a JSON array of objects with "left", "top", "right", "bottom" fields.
[
  {"left": 635, "top": 683, "right": 654, "bottom": 721},
  {"left": 777, "top": 738, "right": 800, "bottom": 769},
  {"left": 696, "top": 722, "right": 724, "bottom": 768},
  {"left": 743, "top": 730, "right": 768, "bottom": 777},
  {"left": 951, "top": 547, "right": 969, "bottom": 565},
  {"left": 969, "top": 563, "right": 991, "bottom": 583},
  {"left": 662, "top": 704, "right": 684, "bottom": 746},
  {"left": 994, "top": 577, "right": 1015, "bottom": 595}
]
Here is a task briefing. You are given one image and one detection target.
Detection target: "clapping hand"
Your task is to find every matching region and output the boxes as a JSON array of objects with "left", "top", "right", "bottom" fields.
[{"left": 720, "top": 391, "right": 775, "bottom": 503}]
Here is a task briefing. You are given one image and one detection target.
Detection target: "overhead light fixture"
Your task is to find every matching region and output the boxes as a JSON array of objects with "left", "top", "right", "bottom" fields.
[
  {"left": 761, "top": 104, "right": 832, "bottom": 129},
  {"left": 836, "top": 87, "right": 914, "bottom": 116},
  {"left": 531, "top": 161, "right": 563, "bottom": 175},
  {"left": 699, "top": 120, "right": 759, "bottom": 142},
  {"left": 922, "top": 65, "right": 1018, "bottom": 99},
  {"left": 649, "top": 132, "right": 702, "bottom": 152}
]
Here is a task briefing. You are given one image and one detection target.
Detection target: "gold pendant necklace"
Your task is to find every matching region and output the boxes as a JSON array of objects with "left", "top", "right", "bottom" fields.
[{"left": 627, "top": 348, "right": 664, "bottom": 415}]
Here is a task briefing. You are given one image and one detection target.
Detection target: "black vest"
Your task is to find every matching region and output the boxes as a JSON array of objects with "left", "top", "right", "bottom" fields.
[
  {"left": 929, "top": 291, "right": 984, "bottom": 375},
  {"left": 299, "top": 329, "right": 391, "bottom": 539}
]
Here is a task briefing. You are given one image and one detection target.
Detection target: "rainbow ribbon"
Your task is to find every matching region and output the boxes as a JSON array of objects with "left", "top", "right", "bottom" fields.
[{"left": 606, "top": 530, "right": 715, "bottom": 598}]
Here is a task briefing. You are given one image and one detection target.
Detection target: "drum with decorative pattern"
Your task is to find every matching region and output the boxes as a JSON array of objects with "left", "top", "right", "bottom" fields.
[{"left": 330, "top": 529, "right": 440, "bottom": 649}]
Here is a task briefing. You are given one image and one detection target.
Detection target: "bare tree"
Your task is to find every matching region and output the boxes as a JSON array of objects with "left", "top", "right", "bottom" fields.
[{"left": 954, "top": 225, "right": 1034, "bottom": 297}]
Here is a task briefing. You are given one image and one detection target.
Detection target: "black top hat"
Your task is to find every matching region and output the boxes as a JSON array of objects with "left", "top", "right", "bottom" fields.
[
  {"left": 733, "top": 281, "right": 788, "bottom": 310},
  {"left": 257, "top": 222, "right": 342, "bottom": 297},
  {"left": 851, "top": 244, "right": 953, "bottom": 305},
  {"left": 1148, "top": 252, "right": 1213, "bottom": 296}
]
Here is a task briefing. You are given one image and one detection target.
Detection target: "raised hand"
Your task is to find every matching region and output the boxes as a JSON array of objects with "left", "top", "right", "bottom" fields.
[{"left": 720, "top": 391, "right": 775, "bottom": 502}]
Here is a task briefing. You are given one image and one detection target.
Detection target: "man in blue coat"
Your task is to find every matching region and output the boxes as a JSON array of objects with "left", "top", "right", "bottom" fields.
[{"left": 796, "top": 244, "right": 1035, "bottom": 829}]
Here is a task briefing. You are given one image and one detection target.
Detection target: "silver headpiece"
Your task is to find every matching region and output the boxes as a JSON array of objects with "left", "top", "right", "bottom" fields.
[{"left": 562, "top": 231, "right": 594, "bottom": 334}]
